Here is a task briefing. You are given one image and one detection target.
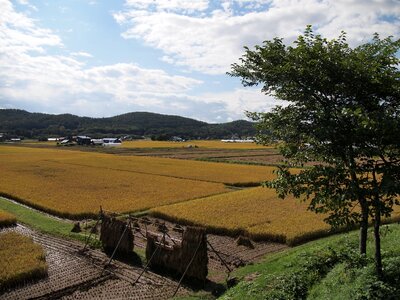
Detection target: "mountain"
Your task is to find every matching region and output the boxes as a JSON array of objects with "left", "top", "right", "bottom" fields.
[{"left": 0, "top": 109, "right": 256, "bottom": 139}]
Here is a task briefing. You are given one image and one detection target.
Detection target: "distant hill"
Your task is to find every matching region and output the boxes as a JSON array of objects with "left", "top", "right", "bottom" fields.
[{"left": 0, "top": 109, "right": 256, "bottom": 139}]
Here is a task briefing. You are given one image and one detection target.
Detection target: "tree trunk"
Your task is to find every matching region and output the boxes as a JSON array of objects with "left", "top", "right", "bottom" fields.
[
  {"left": 374, "top": 212, "right": 383, "bottom": 279},
  {"left": 346, "top": 153, "right": 369, "bottom": 255},
  {"left": 359, "top": 198, "right": 369, "bottom": 255},
  {"left": 372, "top": 170, "right": 383, "bottom": 278}
]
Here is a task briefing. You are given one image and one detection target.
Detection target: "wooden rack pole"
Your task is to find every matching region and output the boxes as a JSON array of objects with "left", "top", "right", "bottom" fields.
[
  {"left": 136, "top": 228, "right": 147, "bottom": 239},
  {"left": 172, "top": 239, "right": 203, "bottom": 298},
  {"left": 132, "top": 242, "right": 160, "bottom": 286},
  {"left": 82, "top": 214, "right": 101, "bottom": 252},
  {"left": 207, "top": 241, "right": 232, "bottom": 273},
  {"left": 164, "top": 231, "right": 177, "bottom": 245}
]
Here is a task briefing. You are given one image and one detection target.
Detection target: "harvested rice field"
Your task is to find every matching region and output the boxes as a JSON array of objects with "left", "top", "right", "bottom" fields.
[
  {"left": 0, "top": 224, "right": 189, "bottom": 299},
  {"left": 0, "top": 220, "right": 286, "bottom": 299}
]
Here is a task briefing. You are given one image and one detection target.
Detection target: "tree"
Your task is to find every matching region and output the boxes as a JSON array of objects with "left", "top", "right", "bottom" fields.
[{"left": 229, "top": 26, "right": 400, "bottom": 277}]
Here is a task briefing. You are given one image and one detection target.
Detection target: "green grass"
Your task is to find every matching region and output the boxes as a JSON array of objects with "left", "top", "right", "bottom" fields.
[
  {"left": 219, "top": 224, "right": 400, "bottom": 300},
  {"left": 174, "top": 294, "right": 216, "bottom": 300}
]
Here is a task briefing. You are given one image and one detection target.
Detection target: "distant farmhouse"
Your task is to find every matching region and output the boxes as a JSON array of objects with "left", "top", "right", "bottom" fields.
[
  {"left": 58, "top": 136, "right": 122, "bottom": 147},
  {"left": 0, "top": 133, "right": 22, "bottom": 142},
  {"left": 171, "top": 136, "right": 185, "bottom": 142}
]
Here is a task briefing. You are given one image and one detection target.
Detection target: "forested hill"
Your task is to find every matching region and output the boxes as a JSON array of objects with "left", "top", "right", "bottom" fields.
[{"left": 0, "top": 109, "right": 256, "bottom": 139}]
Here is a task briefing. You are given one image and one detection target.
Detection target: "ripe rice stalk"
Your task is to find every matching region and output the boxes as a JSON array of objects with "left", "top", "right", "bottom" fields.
[
  {"left": 0, "top": 210, "right": 16, "bottom": 228},
  {"left": 151, "top": 187, "right": 400, "bottom": 246},
  {"left": 0, "top": 232, "right": 47, "bottom": 291}
]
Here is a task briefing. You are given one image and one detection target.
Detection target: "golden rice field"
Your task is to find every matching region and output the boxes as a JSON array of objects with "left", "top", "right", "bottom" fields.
[
  {"left": 0, "top": 146, "right": 280, "bottom": 217},
  {"left": 0, "top": 232, "right": 47, "bottom": 290},
  {"left": 58, "top": 153, "right": 277, "bottom": 185},
  {"left": 1, "top": 145, "right": 277, "bottom": 184},
  {"left": 2, "top": 145, "right": 399, "bottom": 245},
  {"left": 0, "top": 156, "right": 228, "bottom": 218},
  {"left": 151, "top": 186, "right": 400, "bottom": 246},
  {"left": 0, "top": 209, "right": 16, "bottom": 227}
]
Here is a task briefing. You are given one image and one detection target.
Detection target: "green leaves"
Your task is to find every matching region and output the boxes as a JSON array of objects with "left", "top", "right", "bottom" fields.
[{"left": 231, "top": 26, "right": 400, "bottom": 236}]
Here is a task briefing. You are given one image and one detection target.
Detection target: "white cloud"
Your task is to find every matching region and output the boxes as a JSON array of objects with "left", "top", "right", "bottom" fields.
[
  {"left": 123, "top": 0, "right": 209, "bottom": 13},
  {"left": 2, "top": 0, "right": 280, "bottom": 122},
  {"left": 71, "top": 51, "right": 93, "bottom": 58},
  {"left": 160, "top": 55, "right": 175, "bottom": 64},
  {"left": 3, "top": 0, "right": 399, "bottom": 123},
  {"left": 15, "top": 0, "right": 37, "bottom": 11},
  {"left": 0, "top": 1, "right": 211, "bottom": 116},
  {"left": 0, "top": 1, "right": 205, "bottom": 118},
  {"left": 115, "top": 0, "right": 400, "bottom": 74},
  {"left": 195, "top": 88, "right": 286, "bottom": 121},
  {"left": 0, "top": 53, "right": 203, "bottom": 115},
  {"left": 0, "top": 0, "right": 62, "bottom": 53}
]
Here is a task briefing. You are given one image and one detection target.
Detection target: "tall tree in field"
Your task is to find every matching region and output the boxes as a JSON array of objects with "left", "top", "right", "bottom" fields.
[{"left": 229, "top": 26, "right": 400, "bottom": 277}]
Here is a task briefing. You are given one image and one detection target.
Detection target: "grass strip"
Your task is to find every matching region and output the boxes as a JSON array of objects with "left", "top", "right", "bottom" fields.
[{"left": 0, "top": 197, "right": 95, "bottom": 245}]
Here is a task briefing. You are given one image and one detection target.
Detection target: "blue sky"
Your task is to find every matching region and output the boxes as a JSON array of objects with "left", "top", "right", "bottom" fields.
[{"left": 1, "top": 0, "right": 399, "bottom": 122}]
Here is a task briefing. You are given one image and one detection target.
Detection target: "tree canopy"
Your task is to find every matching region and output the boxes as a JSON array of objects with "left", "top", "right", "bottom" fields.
[{"left": 229, "top": 26, "right": 400, "bottom": 277}]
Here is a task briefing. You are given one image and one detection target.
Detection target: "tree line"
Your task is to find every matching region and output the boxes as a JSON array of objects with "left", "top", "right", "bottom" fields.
[{"left": 0, "top": 110, "right": 256, "bottom": 140}]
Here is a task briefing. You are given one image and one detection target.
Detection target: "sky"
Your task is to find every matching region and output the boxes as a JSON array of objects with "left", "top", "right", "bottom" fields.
[{"left": 0, "top": 0, "right": 399, "bottom": 123}]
